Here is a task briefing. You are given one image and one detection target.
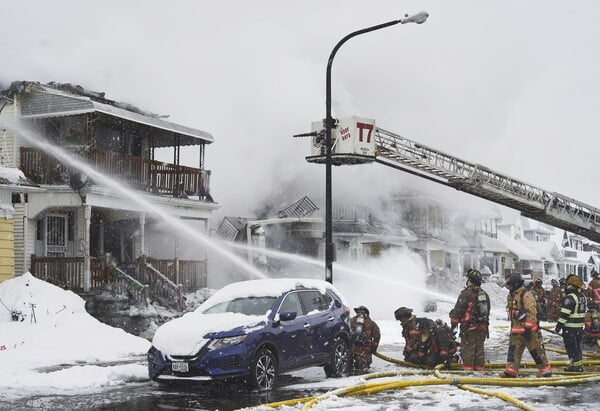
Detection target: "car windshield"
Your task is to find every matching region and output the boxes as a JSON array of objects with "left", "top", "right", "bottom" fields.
[{"left": 203, "top": 296, "right": 278, "bottom": 316}]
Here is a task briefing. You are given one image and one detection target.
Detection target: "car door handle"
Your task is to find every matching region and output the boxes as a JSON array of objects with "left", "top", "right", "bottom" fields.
[
  {"left": 303, "top": 323, "right": 311, "bottom": 328},
  {"left": 328, "top": 316, "right": 335, "bottom": 321}
]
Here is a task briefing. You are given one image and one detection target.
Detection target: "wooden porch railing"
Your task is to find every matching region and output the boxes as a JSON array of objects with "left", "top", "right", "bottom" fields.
[
  {"left": 31, "top": 257, "right": 149, "bottom": 305},
  {"left": 146, "top": 258, "right": 207, "bottom": 292},
  {"left": 30, "top": 256, "right": 206, "bottom": 311},
  {"left": 31, "top": 256, "right": 86, "bottom": 291},
  {"left": 20, "top": 146, "right": 212, "bottom": 200},
  {"left": 138, "top": 257, "right": 184, "bottom": 311}
]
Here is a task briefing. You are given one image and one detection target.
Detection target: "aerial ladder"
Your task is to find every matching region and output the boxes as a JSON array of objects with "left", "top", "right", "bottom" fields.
[{"left": 302, "top": 117, "right": 600, "bottom": 243}]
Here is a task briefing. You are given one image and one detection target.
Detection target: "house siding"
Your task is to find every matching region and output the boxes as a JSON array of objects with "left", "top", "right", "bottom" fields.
[
  {"left": 0, "top": 217, "right": 15, "bottom": 282},
  {"left": 0, "top": 102, "right": 18, "bottom": 167},
  {"left": 12, "top": 202, "right": 35, "bottom": 275}
]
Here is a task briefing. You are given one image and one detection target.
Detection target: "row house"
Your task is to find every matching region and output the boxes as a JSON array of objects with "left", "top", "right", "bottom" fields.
[
  {"left": 0, "top": 81, "right": 218, "bottom": 309},
  {"left": 216, "top": 197, "right": 416, "bottom": 272}
]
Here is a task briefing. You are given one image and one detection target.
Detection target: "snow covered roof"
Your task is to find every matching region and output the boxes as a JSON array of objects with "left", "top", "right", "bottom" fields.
[
  {"left": 479, "top": 234, "right": 510, "bottom": 253},
  {"left": 497, "top": 231, "right": 542, "bottom": 261},
  {"left": 519, "top": 240, "right": 561, "bottom": 262},
  {"left": 0, "top": 166, "right": 38, "bottom": 189}
]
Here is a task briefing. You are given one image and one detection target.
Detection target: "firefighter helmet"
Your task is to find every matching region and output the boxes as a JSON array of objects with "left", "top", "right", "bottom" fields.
[
  {"left": 566, "top": 274, "right": 584, "bottom": 289},
  {"left": 354, "top": 305, "right": 370, "bottom": 316},
  {"left": 505, "top": 273, "right": 524, "bottom": 291},
  {"left": 466, "top": 269, "right": 483, "bottom": 285},
  {"left": 394, "top": 306, "right": 413, "bottom": 321}
]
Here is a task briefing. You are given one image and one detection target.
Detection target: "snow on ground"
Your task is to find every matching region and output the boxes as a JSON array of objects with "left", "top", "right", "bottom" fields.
[
  {"left": 0, "top": 269, "right": 598, "bottom": 410},
  {"left": 0, "top": 273, "right": 150, "bottom": 399}
]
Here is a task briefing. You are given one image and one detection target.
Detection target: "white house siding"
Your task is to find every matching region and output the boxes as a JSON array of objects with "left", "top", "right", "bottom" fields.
[
  {"left": 12, "top": 203, "right": 24, "bottom": 275},
  {"left": 12, "top": 202, "right": 31, "bottom": 275},
  {"left": 0, "top": 102, "right": 18, "bottom": 168}
]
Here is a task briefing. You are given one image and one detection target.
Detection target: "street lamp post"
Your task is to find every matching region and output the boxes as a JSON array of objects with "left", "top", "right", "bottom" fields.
[{"left": 324, "top": 11, "right": 428, "bottom": 284}]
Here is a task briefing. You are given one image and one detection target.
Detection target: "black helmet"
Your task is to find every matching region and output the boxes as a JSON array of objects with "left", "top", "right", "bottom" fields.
[
  {"left": 394, "top": 306, "right": 413, "bottom": 321},
  {"left": 354, "top": 305, "right": 370, "bottom": 316},
  {"left": 559, "top": 278, "right": 566, "bottom": 286},
  {"left": 505, "top": 273, "right": 524, "bottom": 291},
  {"left": 416, "top": 318, "right": 436, "bottom": 332},
  {"left": 466, "top": 269, "right": 483, "bottom": 286}
]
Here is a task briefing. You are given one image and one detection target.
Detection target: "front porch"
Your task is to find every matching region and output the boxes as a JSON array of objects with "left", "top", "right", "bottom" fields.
[{"left": 30, "top": 256, "right": 207, "bottom": 311}]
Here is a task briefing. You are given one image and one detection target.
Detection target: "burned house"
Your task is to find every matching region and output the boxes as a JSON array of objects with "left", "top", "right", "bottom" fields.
[{"left": 0, "top": 81, "right": 218, "bottom": 308}]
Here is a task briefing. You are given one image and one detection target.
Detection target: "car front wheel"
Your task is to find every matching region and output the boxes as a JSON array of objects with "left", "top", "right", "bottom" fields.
[
  {"left": 324, "top": 336, "right": 349, "bottom": 377},
  {"left": 250, "top": 348, "right": 277, "bottom": 390}
]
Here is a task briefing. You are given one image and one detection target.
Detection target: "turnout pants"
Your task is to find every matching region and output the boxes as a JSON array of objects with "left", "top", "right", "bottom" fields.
[
  {"left": 562, "top": 328, "right": 584, "bottom": 367},
  {"left": 505, "top": 331, "right": 551, "bottom": 375},
  {"left": 460, "top": 329, "right": 487, "bottom": 371}
]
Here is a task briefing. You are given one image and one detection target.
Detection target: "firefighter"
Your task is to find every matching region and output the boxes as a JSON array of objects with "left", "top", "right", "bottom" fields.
[
  {"left": 584, "top": 307, "right": 600, "bottom": 344},
  {"left": 587, "top": 269, "right": 600, "bottom": 309},
  {"left": 350, "top": 305, "right": 381, "bottom": 371},
  {"left": 555, "top": 275, "right": 587, "bottom": 372},
  {"left": 530, "top": 279, "right": 547, "bottom": 321},
  {"left": 426, "top": 319, "right": 459, "bottom": 368},
  {"left": 449, "top": 269, "right": 490, "bottom": 372},
  {"left": 394, "top": 306, "right": 424, "bottom": 363},
  {"left": 500, "top": 273, "right": 552, "bottom": 378},
  {"left": 546, "top": 279, "right": 562, "bottom": 322},
  {"left": 559, "top": 278, "right": 567, "bottom": 299}
]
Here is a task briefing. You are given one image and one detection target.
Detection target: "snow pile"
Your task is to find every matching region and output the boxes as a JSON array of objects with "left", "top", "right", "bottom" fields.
[{"left": 0, "top": 273, "right": 151, "bottom": 398}]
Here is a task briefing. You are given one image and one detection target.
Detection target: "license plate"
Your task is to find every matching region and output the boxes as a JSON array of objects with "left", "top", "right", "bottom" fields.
[{"left": 172, "top": 361, "right": 189, "bottom": 372}]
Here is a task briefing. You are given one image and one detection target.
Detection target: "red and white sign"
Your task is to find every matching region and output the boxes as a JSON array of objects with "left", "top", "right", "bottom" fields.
[{"left": 310, "top": 116, "right": 376, "bottom": 158}]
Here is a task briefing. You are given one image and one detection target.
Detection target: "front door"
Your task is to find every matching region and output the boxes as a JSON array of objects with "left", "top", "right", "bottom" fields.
[{"left": 46, "top": 214, "right": 68, "bottom": 257}]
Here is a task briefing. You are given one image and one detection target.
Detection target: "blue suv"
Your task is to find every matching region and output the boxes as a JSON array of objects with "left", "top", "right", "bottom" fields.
[{"left": 148, "top": 278, "right": 352, "bottom": 390}]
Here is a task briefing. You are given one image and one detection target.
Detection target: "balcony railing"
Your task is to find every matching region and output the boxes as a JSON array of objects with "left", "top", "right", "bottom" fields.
[{"left": 20, "top": 146, "right": 212, "bottom": 200}]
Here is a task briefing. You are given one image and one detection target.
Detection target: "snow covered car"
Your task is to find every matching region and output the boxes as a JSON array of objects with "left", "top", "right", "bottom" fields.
[{"left": 147, "top": 278, "right": 352, "bottom": 390}]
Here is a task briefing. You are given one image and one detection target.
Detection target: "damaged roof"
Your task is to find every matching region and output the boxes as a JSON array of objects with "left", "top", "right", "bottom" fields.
[{"left": 1, "top": 81, "right": 214, "bottom": 144}]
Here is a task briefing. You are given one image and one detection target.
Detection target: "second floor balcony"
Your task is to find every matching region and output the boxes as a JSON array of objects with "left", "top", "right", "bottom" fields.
[{"left": 20, "top": 146, "right": 212, "bottom": 201}]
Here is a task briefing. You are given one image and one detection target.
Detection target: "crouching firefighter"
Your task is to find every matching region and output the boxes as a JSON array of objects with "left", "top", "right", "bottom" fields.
[
  {"left": 394, "top": 306, "right": 424, "bottom": 363},
  {"left": 555, "top": 275, "right": 587, "bottom": 372},
  {"left": 419, "top": 319, "right": 459, "bottom": 368},
  {"left": 449, "top": 269, "right": 490, "bottom": 372},
  {"left": 501, "top": 273, "right": 552, "bottom": 378},
  {"left": 350, "top": 306, "right": 381, "bottom": 371}
]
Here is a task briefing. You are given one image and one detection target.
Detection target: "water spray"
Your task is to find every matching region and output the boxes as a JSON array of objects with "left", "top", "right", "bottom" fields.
[{"left": 2, "top": 120, "right": 267, "bottom": 281}]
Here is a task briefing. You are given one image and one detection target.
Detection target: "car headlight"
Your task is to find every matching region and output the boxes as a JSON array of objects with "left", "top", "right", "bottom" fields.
[{"left": 208, "top": 335, "right": 248, "bottom": 350}]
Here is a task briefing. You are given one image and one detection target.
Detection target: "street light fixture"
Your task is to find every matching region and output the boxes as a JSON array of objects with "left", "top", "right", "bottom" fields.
[{"left": 324, "top": 11, "right": 429, "bottom": 284}]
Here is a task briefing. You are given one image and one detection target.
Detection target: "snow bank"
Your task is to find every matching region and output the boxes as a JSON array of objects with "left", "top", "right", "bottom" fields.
[{"left": 0, "top": 273, "right": 151, "bottom": 396}]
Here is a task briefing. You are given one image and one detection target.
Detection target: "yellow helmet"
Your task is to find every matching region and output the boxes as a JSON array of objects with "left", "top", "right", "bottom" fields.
[{"left": 566, "top": 274, "right": 584, "bottom": 289}]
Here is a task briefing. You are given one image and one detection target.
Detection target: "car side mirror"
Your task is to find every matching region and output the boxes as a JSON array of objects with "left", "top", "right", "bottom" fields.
[{"left": 279, "top": 310, "right": 297, "bottom": 321}]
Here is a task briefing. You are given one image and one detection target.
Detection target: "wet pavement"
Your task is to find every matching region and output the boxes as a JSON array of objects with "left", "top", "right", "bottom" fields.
[{"left": 2, "top": 340, "right": 600, "bottom": 410}]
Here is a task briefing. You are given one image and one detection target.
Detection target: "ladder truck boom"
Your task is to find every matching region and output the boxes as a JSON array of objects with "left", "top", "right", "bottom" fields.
[{"left": 373, "top": 127, "right": 600, "bottom": 242}]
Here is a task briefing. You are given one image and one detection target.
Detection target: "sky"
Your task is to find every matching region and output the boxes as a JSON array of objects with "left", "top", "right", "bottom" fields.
[{"left": 2, "top": 0, "right": 600, "bottom": 222}]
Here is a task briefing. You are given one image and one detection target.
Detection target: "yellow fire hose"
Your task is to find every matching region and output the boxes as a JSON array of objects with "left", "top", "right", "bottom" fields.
[
  {"left": 375, "top": 351, "right": 600, "bottom": 369},
  {"left": 300, "top": 373, "right": 600, "bottom": 410},
  {"left": 248, "top": 350, "right": 600, "bottom": 410},
  {"left": 545, "top": 346, "right": 600, "bottom": 358}
]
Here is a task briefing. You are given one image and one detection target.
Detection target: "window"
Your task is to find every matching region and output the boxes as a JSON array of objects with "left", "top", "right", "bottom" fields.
[
  {"left": 279, "top": 292, "right": 304, "bottom": 315},
  {"left": 299, "top": 290, "right": 332, "bottom": 314}
]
